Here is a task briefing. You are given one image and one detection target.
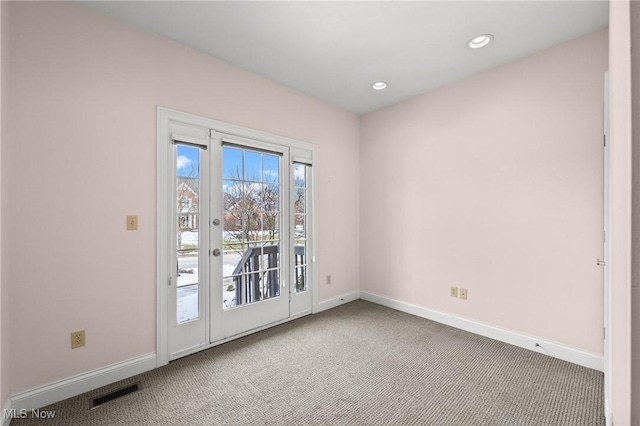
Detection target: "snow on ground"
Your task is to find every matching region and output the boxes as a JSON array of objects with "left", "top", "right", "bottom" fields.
[
  {"left": 177, "top": 286, "right": 199, "bottom": 323},
  {"left": 177, "top": 283, "right": 238, "bottom": 323},
  {"left": 181, "top": 231, "right": 198, "bottom": 245},
  {"left": 176, "top": 254, "right": 241, "bottom": 323}
]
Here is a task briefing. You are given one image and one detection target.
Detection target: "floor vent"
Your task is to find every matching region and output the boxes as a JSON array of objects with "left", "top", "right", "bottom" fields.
[{"left": 92, "top": 383, "right": 140, "bottom": 408}]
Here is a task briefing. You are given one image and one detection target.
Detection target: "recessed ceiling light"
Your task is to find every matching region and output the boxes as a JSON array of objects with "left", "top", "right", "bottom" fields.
[
  {"left": 371, "top": 81, "right": 387, "bottom": 90},
  {"left": 469, "top": 34, "right": 494, "bottom": 49}
]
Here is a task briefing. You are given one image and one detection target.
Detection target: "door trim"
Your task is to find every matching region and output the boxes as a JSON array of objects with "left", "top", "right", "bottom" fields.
[{"left": 157, "top": 107, "right": 318, "bottom": 367}]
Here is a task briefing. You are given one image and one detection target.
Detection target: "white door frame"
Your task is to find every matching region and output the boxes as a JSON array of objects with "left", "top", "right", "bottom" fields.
[{"left": 157, "top": 107, "right": 318, "bottom": 367}]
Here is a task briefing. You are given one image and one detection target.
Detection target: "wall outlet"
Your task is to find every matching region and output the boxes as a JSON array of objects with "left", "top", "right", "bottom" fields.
[
  {"left": 326, "top": 275, "right": 331, "bottom": 285},
  {"left": 126, "top": 215, "right": 138, "bottom": 230},
  {"left": 71, "top": 330, "right": 85, "bottom": 349},
  {"left": 460, "top": 288, "right": 468, "bottom": 300},
  {"left": 450, "top": 286, "right": 458, "bottom": 298}
]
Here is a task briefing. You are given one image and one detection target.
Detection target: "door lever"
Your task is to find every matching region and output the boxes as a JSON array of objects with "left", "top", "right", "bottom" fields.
[{"left": 597, "top": 258, "right": 606, "bottom": 266}]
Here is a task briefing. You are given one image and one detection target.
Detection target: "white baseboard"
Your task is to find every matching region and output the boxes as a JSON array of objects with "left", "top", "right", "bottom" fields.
[
  {"left": 360, "top": 290, "right": 604, "bottom": 372},
  {"left": 7, "top": 353, "right": 156, "bottom": 416},
  {"left": 315, "top": 290, "right": 360, "bottom": 313}
]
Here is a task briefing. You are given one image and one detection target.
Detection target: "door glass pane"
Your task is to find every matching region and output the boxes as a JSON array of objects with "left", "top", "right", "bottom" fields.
[
  {"left": 222, "top": 147, "right": 243, "bottom": 180},
  {"left": 176, "top": 144, "right": 201, "bottom": 323},
  {"left": 264, "top": 155, "right": 279, "bottom": 183},
  {"left": 244, "top": 151, "right": 262, "bottom": 182},
  {"left": 262, "top": 213, "right": 280, "bottom": 243},
  {"left": 294, "top": 164, "right": 308, "bottom": 293},
  {"left": 222, "top": 147, "right": 281, "bottom": 309},
  {"left": 295, "top": 267, "right": 306, "bottom": 293}
]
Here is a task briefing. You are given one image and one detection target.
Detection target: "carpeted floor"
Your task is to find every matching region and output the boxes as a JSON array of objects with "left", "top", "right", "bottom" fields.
[{"left": 11, "top": 300, "right": 605, "bottom": 425}]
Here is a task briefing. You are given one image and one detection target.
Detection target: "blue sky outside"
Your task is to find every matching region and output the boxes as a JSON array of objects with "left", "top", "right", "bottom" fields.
[
  {"left": 223, "top": 147, "right": 279, "bottom": 183},
  {"left": 176, "top": 145, "right": 200, "bottom": 178},
  {"left": 177, "top": 145, "right": 280, "bottom": 184}
]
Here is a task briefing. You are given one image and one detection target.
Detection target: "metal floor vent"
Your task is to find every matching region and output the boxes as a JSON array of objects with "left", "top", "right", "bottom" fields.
[{"left": 92, "top": 383, "right": 140, "bottom": 408}]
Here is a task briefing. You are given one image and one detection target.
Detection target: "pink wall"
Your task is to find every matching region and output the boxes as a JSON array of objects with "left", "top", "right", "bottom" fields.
[
  {"left": 0, "top": 0, "right": 7, "bottom": 406},
  {"left": 3, "top": 2, "right": 630, "bottom": 419},
  {"left": 609, "top": 1, "right": 633, "bottom": 424},
  {"left": 5, "top": 2, "right": 360, "bottom": 394},
  {"left": 360, "top": 30, "right": 608, "bottom": 354},
  {"left": 631, "top": 0, "right": 640, "bottom": 421}
]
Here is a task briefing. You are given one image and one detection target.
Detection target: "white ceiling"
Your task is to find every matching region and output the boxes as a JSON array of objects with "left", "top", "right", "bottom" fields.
[{"left": 81, "top": 1, "right": 609, "bottom": 115}]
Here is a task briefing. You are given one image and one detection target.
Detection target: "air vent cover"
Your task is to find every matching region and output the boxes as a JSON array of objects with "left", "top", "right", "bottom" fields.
[{"left": 92, "top": 384, "right": 140, "bottom": 408}]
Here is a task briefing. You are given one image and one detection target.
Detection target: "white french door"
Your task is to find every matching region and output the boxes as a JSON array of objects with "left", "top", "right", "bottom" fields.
[
  {"left": 209, "top": 134, "right": 291, "bottom": 342},
  {"left": 158, "top": 108, "right": 315, "bottom": 364}
]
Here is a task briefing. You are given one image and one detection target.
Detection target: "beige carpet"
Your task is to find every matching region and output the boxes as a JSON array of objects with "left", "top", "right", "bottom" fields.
[{"left": 11, "top": 300, "right": 604, "bottom": 425}]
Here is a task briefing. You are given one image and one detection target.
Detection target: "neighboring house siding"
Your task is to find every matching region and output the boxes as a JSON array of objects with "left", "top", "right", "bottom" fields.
[{"left": 177, "top": 178, "right": 199, "bottom": 230}]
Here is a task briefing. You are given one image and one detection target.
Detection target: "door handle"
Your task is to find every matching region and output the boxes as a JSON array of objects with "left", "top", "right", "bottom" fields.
[
  {"left": 597, "top": 258, "right": 606, "bottom": 266},
  {"left": 212, "top": 248, "right": 221, "bottom": 257}
]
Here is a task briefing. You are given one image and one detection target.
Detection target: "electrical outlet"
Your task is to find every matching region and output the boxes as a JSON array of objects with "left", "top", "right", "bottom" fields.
[
  {"left": 126, "top": 215, "right": 138, "bottom": 231},
  {"left": 71, "top": 330, "right": 85, "bottom": 349},
  {"left": 450, "top": 286, "right": 458, "bottom": 298},
  {"left": 460, "top": 288, "right": 468, "bottom": 300},
  {"left": 326, "top": 275, "right": 331, "bottom": 285}
]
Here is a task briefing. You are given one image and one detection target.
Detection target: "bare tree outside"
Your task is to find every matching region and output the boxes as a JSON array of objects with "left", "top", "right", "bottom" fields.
[{"left": 223, "top": 168, "right": 279, "bottom": 255}]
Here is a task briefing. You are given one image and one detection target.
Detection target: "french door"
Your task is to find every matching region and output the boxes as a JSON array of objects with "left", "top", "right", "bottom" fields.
[
  {"left": 210, "top": 135, "right": 291, "bottom": 341},
  {"left": 158, "top": 109, "right": 315, "bottom": 363}
]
